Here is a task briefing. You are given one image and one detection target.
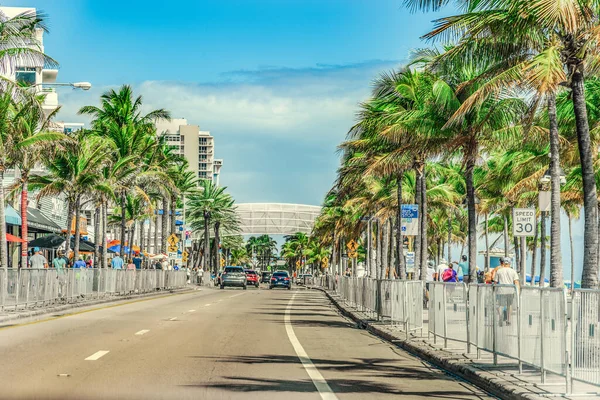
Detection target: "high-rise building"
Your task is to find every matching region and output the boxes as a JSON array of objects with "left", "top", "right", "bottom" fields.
[{"left": 155, "top": 119, "right": 223, "bottom": 184}]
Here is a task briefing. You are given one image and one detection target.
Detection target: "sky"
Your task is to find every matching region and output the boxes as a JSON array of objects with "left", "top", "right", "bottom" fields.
[{"left": 2, "top": 1, "right": 587, "bottom": 279}]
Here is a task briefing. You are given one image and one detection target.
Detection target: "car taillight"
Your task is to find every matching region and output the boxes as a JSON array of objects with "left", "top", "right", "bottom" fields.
[
  {"left": 271, "top": 277, "right": 276, "bottom": 281},
  {"left": 222, "top": 271, "right": 227, "bottom": 275},
  {"left": 284, "top": 277, "right": 290, "bottom": 281}
]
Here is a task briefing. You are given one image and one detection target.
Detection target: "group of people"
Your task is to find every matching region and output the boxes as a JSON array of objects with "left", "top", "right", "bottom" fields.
[
  {"left": 427, "top": 255, "right": 520, "bottom": 288},
  {"left": 27, "top": 247, "right": 94, "bottom": 270}
]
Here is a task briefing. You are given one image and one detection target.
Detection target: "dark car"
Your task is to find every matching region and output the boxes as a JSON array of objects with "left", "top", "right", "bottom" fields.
[
  {"left": 261, "top": 272, "right": 272, "bottom": 283},
  {"left": 245, "top": 269, "right": 260, "bottom": 287},
  {"left": 269, "top": 271, "right": 291, "bottom": 290},
  {"left": 220, "top": 266, "right": 247, "bottom": 289}
]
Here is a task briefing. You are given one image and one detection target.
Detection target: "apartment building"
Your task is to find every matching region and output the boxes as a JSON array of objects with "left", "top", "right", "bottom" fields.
[{"left": 155, "top": 119, "right": 223, "bottom": 184}]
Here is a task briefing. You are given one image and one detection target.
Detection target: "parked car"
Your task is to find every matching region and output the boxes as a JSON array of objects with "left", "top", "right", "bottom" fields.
[
  {"left": 269, "top": 271, "right": 291, "bottom": 290},
  {"left": 296, "top": 274, "right": 313, "bottom": 286},
  {"left": 220, "top": 266, "right": 247, "bottom": 290},
  {"left": 261, "top": 272, "right": 272, "bottom": 283},
  {"left": 244, "top": 269, "right": 260, "bottom": 287}
]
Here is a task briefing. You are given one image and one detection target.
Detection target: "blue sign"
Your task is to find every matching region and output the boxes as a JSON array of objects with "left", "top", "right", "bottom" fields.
[
  {"left": 401, "top": 204, "right": 419, "bottom": 236},
  {"left": 401, "top": 204, "right": 418, "bottom": 218}
]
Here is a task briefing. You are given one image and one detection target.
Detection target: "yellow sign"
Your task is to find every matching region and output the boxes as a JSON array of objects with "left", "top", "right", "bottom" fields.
[
  {"left": 348, "top": 250, "right": 358, "bottom": 259},
  {"left": 168, "top": 244, "right": 178, "bottom": 252},
  {"left": 167, "top": 234, "right": 179, "bottom": 245},
  {"left": 347, "top": 240, "right": 358, "bottom": 252},
  {"left": 295, "top": 260, "right": 301, "bottom": 268},
  {"left": 322, "top": 257, "right": 329, "bottom": 267},
  {"left": 220, "top": 257, "right": 225, "bottom": 267},
  {"left": 182, "top": 251, "right": 189, "bottom": 263}
]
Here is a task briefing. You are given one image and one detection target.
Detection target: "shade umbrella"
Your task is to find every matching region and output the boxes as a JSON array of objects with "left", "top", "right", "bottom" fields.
[
  {"left": 6, "top": 233, "right": 26, "bottom": 243},
  {"left": 108, "top": 244, "right": 130, "bottom": 254},
  {"left": 28, "top": 234, "right": 66, "bottom": 249}
]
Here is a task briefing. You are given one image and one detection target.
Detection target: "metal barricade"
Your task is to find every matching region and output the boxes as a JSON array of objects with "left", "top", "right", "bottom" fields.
[{"left": 572, "top": 289, "right": 600, "bottom": 387}]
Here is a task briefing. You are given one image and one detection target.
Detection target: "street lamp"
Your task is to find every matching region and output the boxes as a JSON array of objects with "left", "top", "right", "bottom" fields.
[{"left": 540, "top": 166, "right": 567, "bottom": 185}]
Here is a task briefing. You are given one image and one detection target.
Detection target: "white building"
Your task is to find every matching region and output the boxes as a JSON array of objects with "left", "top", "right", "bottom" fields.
[{"left": 155, "top": 119, "right": 223, "bottom": 184}]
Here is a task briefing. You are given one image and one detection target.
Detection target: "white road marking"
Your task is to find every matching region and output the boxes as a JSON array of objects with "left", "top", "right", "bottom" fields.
[
  {"left": 85, "top": 351, "right": 109, "bottom": 361},
  {"left": 229, "top": 293, "right": 245, "bottom": 298},
  {"left": 169, "top": 317, "right": 177, "bottom": 321},
  {"left": 285, "top": 292, "right": 338, "bottom": 400},
  {"left": 188, "top": 309, "right": 196, "bottom": 312},
  {"left": 135, "top": 330, "right": 150, "bottom": 336},
  {"left": 204, "top": 304, "right": 211, "bottom": 307}
]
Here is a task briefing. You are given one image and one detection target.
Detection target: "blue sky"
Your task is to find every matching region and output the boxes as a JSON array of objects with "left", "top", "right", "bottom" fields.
[{"left": 3, "top": 1, "right": 586, "bottom": 279}]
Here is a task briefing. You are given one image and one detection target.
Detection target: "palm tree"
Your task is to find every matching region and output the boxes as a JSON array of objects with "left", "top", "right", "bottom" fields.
[{"left": 79, "top": 85, "right": 171, "bottom": 255}]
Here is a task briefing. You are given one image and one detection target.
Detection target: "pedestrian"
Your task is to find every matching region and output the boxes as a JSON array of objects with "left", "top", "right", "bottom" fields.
[
  {"left": 126, "top": 258, "right": 136, "bottom": 270},
  {"left": 29, "top": 247, "right": 48, "bottom": 269},
  {"left": 198, "top": 266, "right": 204, "bottom": 285},
  {"left": 73, "top": 255, "right": 86, "bottom": 269},
  {"left": 435, "top": 259, "right": 447, "bottom": 281},
  {"left": 53, "top": 250, "right": 67, "bottom": 298},
  {"left": 441, "top": 263, "right": 458, "bottom": 283},
  {"left": 493, "top": 257, "right": 520, "bottom": 326},
  {"left": 161, "top": 257, "right": 170, "bottom": 271},
  {"left": 173, "top": 263, "right": 179, "bottom": 271},
  {"left": 458, "top": 255, "right": 469, "bottom": 283},
  {"left": 86, "top": 255, "right": 93, "bottom": 268},
  {"left": 111, "top": 252, "right": 124, "bottom": 269},
  {"left": 425, "top": 260, "right": 435, "bottom": 303},
  {"left": 133, "top": 253, "right": 142, "bottom": 270}
]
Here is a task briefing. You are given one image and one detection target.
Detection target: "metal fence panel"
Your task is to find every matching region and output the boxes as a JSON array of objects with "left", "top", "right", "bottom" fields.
[{"left": 572, "top": 290, "right": 600, "bottom": 386}]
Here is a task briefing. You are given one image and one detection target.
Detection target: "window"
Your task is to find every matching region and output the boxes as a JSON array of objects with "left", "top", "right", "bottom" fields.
[
  {"left": 199, "top": 155, "right": 207, "bottom": 160},
  {"left": 199, "top": 163, "right": 207, "bottom": 170},
  {"left": 199, "top": 138, "right": 207, "bottom": 144},
  {"left": 199, "top": 146, "right": 207, "bottom": 153},
  {"left": 16, "top": 67, "right": 36, "bottom": 86}
]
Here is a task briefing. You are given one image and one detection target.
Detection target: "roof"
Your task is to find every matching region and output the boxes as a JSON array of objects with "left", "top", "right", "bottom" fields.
[
  {"left": 5, "top": 204, "right": 21, "bottom": 226},
  {"left": 27, "top": 207, "right": 62, "bottom": 233}
]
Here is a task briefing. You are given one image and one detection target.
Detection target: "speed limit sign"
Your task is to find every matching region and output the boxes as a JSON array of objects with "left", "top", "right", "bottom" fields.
[{"left": 513, "top": 208, "right": 536, "bottom": 237}]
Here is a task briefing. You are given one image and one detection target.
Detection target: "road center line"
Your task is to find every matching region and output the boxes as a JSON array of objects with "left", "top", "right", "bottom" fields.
[
  {"left": 169, "top": 317, "right": 177, "bottom": 321},
  {"left": 204, "top": 304, "right": 211, "bottom": 307},
  {"left": 285, "top": 292, "right": 338, "bottom": 400},
  {"left": 85, "top": 351, "right": 109, "bottom": 361},
  {"left": 188, "top": 310, "right": 196, "bottom": 312},
  {"left": 135, "top": 330, "right": 150, "bottom": 335},
  {"left": 229, "top": 293, "right": 245, "bottom": 298}
]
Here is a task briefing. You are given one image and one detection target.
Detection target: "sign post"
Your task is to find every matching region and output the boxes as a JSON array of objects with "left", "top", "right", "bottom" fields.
[
  {"left": 401, "top": 204, "right": 419, "bottom": 236},
  {"left": 512, "top": 208, "right": 536, "bottom": 284}
]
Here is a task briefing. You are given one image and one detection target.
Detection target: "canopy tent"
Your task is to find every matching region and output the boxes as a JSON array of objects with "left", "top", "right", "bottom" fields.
[
  {"left": 108, "top": 244, "right": 130, "bottom": 254},
  {"left": 27, "top": 207, "right": 62, "bottom": 233},
  {"left": 5, "top": 204, "right": 21, "bottom": 226},
  {"left": 28, "top": 234, "right": 114, "bottom": 253}
]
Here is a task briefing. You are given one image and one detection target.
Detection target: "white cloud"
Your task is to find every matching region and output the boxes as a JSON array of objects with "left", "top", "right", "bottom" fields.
[{"left": 56, "top": 60, "right": 401, "bottom": 205}]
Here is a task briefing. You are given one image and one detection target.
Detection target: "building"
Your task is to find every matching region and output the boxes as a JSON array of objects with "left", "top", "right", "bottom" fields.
[{"left": 155, "top": 119, "right": 223, "bottom": 184}]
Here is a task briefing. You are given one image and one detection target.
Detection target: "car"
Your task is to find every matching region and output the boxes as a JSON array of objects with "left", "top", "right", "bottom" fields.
[
  {"left": 260, "top": 272, "right": 272, "bottom": 283},
  {"left": 220, "top": 266, "right": 247, "bottom": 289},
  {"left": 244, "top": 269, "right": 260, "bottom": 287},
  {"left": 269, "top": 271, "right": 291, "bottom": 290},
  {"left": 296, "top": 274, "right": 313, "bottom": 286}
]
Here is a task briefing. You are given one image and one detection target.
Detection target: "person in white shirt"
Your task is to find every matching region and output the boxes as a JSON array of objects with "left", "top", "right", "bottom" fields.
[
  {"left": 435, "top": 259, "right": 448, "bottom": 282},
  {"left": 493, "top": 257, "right": 519, "bottom": 326}
]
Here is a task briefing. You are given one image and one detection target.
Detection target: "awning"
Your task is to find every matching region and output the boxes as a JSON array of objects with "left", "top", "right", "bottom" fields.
[
  {"left": 5, "top": 205, "right": 21, "bottom": 226},
  {"left": 6, "top": 233, "right": 25, "bottom": 243},
  {"left": 27, "top": 207, "right": 62, "bottom": 234}
]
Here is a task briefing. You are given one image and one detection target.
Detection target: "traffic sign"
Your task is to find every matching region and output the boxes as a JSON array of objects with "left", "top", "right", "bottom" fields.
[
  {"left": 348, "top": 250, "right": 358, "bottom": 259},
  {"left": 322, "top": 257, "right": 328, "bottom": 267},
  {"left": 401, "top": 204, "right": 419, "bottom": 236},
  {"left": 168, "top": 244, "right": 178, "bottom": 252},
  {"left": 167, "top": 233, "right": 179, "bottom": 245},
  {"left": 347, "top": 240, "right": 358, "bottom": 252},
  {"left": 513, "top": 208, "right": 536, "bottom": 237},
  {"left": 296, "top": 260, "right": 300, "bottom": 267},
  {"left": 182, "top": 251, "right": 189, "bottom": 263}
]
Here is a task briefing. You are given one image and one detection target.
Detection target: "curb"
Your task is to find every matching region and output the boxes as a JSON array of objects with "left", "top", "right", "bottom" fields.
[
  {"left": 0, "top": 286, "right": 197, "bottom": 324},
  {"left": 312, "top": 286, "right": 547, "bottom": 400}
]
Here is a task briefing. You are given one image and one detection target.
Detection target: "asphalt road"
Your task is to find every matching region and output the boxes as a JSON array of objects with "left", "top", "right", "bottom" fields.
[{"left": 0, "top": 285, "right": 494, "bottom": 400}]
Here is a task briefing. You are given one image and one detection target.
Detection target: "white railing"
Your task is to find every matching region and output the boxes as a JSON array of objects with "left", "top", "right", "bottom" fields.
[
  {"left": 316, "top": 276, "right": 600, "bottom": 394},
  {"left": 0, "top": 268, "right": 190, "bottom": 311}
]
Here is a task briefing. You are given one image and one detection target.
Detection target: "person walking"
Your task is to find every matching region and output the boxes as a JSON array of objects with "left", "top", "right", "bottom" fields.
[
  {"left": 161, "top": 257, "right": 170, "bottom": 271},
  {"left": 53, "top": 250, "right": 67, "bottom": 299},
  {"left": 435, "top": 259, "right": 447, "bottom": 281},
  {"left": 73, "top": 255, "right": 86, "bottom": 269},
  {"left": 133, "top": 253, "right": 142, "bottom": 270},
  {"left": 493, "top": 257, "right": 520, "bottom": 326},
  {"left": 29, "top": 247, "right": 48, "bottom": 269},
  {"left": 111, "top": 252, "right": 124, "bottom": 269},
  {"left": 86, "top": 255, "right": 93, "bottom": 268},
  {"left": 441, "top": 263, "right": 458, "bottom": 283},
  {"left": 458, "top": 255, "right": 469, "bottom": 283},
  {"left": 126, "top": 259, "right": 136, "bottom": 270}
]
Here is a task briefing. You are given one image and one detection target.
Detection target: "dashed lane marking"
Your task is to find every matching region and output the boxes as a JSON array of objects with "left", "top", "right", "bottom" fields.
[
  {"left": 169, "top": 317, "right": 177, "bottom": 321},
  {"left": 85, "top": 351, "right": 109, "bottom": 361},
  {"left": 135, "top": 330, "right": 150, "bottom": 335}
]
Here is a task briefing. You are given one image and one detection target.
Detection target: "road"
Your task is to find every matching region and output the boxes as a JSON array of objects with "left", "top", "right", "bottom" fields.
[{"left": 0, "top": 285, "right": 494, "bottom": 400}]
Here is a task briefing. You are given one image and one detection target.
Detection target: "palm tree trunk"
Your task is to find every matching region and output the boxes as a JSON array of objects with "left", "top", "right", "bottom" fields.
[
  {"left": 332, "top": 231, "right": 338, "bottom": 275},
  {"left": 0, "top": 167, "right": 8, "bottom": 292},
  {"left": 161, "top": 197, "right": 168, "bottom": 254},
  {"left": 484, "top": 213, "right": 489, "bottom": 272},
  {"left": 420, "top": 165, "right": 428, "bottom": 280},
  {"left": 203, "top": 211, "right": 210, "bottom": 271},
  {"left": 128, "top": 222, "right": 135, "bottom": 261},
  {"left": 381, "top": 219, "right": 389, "bottom": 280},
  {"left": 548, "top": 93, "right": 564, "bottom": 288},
  {"left": 466, "top": 153, "right": 478, "bottom": 283},
  {"left": 388, "top": 221, "right": 394, "bottom": 278},
  {"left": 102, "top": 200, "right": 108, "bottom": 269},
  {"left": 396, "top": 172, "right": 405, "bottom": 279},
  {"left": 64, "top": 199, "right": 74, "bottom": 263},
  {"left": 120, "top": 191, "right": 127, "bottom": 255},
  {"left": 414, "top": 167, "right": 422, "bottom": 280},
  {"left": 571, "top": 71, "right": 599, "bottom": 288},
  {"left": 531, "top": 214, "right": 539, "bottom": 284},
  {"left": 514, "top": 236, "right": 520, "bottom": 271},
  {"left": 447, "top": 217, "right": 452, "bottom": 264},
  {"left": 503, "top": 214, "right": 509, "bottom": 257},
  {"left": 94, "top": 206, "right": 101, "bottom": 266},
  {"left": 213, "top": 221, "right": 220, "bottom": 275},
  {"left": 20, "top": 183, "right": 28, "bottom": 268},
  {"left": 73, "top": 195, "right": 82, "bottom": 262},
  {"left": 139, "top": 219, "right": 144, "bottom": 256},
  {"left": 376, "top": 224, "right": 382, "bottom": 279},
  {"left": 153, "top": 208, "right": 159, "bottom": 254},
  {"left": 170, "top": 195, "right": 177, "bottom": 237},
  {"left": 540, "top": 211, "right": 547, "bottom": 287},
  {"left": 569, "top": 213, "right": 575, "bottom": 288}
]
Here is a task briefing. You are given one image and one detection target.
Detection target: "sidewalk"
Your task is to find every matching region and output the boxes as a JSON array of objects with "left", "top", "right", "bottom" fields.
[
  {"left": 0, "top": 285, "right": 200, "bottom": 325},
  {"left": 314, "top": 286, "right": 600, "bottom": 400}
]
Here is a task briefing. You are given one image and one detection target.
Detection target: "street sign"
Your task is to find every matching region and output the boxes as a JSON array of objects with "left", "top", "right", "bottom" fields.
[
  {"left": 168, "top": 252, "right": 177, "bottom": 261},
  {"left": 322, "top": 257, "right": 328, "bottom": 267},
  {"left": 182, "top": 251, "right": 189, "bottom": 263},
  {"left": 296, "top": 260, "right": 301, "bottom": 267},
  {"left": 168, "top": 244, "right": 178, "bottom": 252},
  {"left": 346, "top": 240, "right": 358, "bottom": 252},
  {"left": 167, "top": 233, "right": 179, "bottom": 245},
  {"left": 513, "top": 208, "right": 536, "bottom": 237},
  {"left": 220, "top": 257, "right": 225, "bottom": 267},
  {"left": 348, "top": 250, "right": 358, "bottom": 259},
  {"left": 401, "top": 204, "right": 419, "bottom": 236}
]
